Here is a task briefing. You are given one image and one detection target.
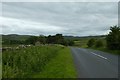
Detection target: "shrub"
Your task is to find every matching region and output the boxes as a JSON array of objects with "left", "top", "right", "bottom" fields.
[
  {"left": 87, "top": 38, "right": 95, "bottom": 47},
  {"left": 95, "top": 40, "right": 103, "bottom": 48}
]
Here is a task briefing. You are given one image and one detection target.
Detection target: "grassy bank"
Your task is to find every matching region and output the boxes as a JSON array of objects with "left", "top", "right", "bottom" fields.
[
  {"left": 0, "top": 52, "right": 1, "bottom": 79},
  {"left": 2, "top": 45, "right": 77, "bottom": 78},
  {"left": 79, "top": 46, "right": 120, "bottom": 55},
  {"left": 0, "top": 64, "right": 1, "bottom": 79},
  {"left": 2, "top": 45, "right": 61, "bottom": 78},
  {"left": 74, "top": 38, "right": 120, "bottom": 55},
  {"left": 79, "top": 45, "right": 120, "bottom": 55},
  {"left": 33, "top": 47, "right": 77, "bottom": 78},
  {"left": 89, "top": 47, "right": 120, "bottom": 55},
  {"left": 0, "top": 63, "right": 1, "bottom": 79}
]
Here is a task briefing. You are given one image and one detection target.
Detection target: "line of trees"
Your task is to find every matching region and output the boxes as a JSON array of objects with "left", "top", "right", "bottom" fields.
[
  {"left": 2, "top": 34, "right": 74, "bottom": 46},
  {"left": 25, "top": 34, "right": 74, "bottom": 46}
]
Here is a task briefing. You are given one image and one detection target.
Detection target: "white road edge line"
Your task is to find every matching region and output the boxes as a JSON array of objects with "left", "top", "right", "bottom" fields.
[{"left": 91, "top": 52, "right": 108, "bottom": 60}]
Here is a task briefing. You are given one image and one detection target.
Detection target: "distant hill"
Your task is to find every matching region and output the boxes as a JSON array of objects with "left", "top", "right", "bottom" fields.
[
  {"left": 2, "top": 34, "right": 106, "bottom": 41},
  {"left": 64, "top": 35, "right": 106, "bottom": 40},
  {"left": 2, "top": 34, "right": 31, "bottom": 41}
]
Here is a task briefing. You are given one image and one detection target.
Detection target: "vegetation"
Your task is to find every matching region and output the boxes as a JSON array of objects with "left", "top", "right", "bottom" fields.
[
  {"left": 2, "top": 34, "right": 74, "bottom": 46},
  {"left": 2, "top": 34, "right": 30, "bottom": 45},
  {"left": 87, "top": 38, "right": 96, "bottom": 47},
  {"left": 106, "top": 25, "right": 120, "bottom": 50},
  {"left": 3, "top": 45, "right": 59, "bottom": 78},
  {"left": 2, "top": 45, "right": 77, "bottom": 78},
  {"left": 2, "top": 25, "right": 120, "bottom": 78},
  {"left": 84, "top": 26, "right": 120, "bottom": 55},
  {"left": 74, "top": 38, "right": 90, "bottom": 48},
  {"left": 95, "top": 40, "right": 103, "bottom": 48},
  {"left": 33, "top": 47, "right": 77, "bottom": 78},
  {"left": 25, "top": 36, "right": 38, "bottom": 45},
  {"left": 1, "top": 33, "right": 76, "bottom": 78},
  {"left": 91, "top": 47, "right": 120, "bottom": 55},
  {"left": 0, "top": 53, "right": 1, "bottom": 79}
]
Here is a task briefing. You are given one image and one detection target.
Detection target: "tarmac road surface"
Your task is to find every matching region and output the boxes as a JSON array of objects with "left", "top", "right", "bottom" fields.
[{"left": 70, "top": 47, "right": 118, "bottom": 78}]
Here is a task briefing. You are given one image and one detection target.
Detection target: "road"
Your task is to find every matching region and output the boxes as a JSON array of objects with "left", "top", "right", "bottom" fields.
[{"left": 70, "top": 47, "right": 118, "bottom": 78}]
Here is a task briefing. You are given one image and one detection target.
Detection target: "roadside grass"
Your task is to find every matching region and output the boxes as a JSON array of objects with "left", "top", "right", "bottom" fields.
[
  {"left": 0, "top": 61, "right": 1, "bottom": 79},
  {"left": 0, "top": 64, "right": 1, "bottom": 79},
  {"left": 33, "top": 47, "right": 77, "bottom": 78},
  {"left": 89, "top": 47, "right": 120, "bottom": 55},
  {"left": 80, "top": 45, "right": 120, "bottom": 55},
  {"left": 2, "top": 45, "right": 77, "bottom": 78},
  {"left": 75, "top": 38, "right": 120, "bottom": 55},
  {"left": 0, "top": 49, "right": 1, "bottom": 79},
  {"left": 2, "top": 45, "right": 61, "bottom": 78}
]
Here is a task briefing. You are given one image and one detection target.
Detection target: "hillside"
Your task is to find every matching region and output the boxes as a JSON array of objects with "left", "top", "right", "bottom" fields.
[
  {"left": 64, "top": 35, "right": 106, "bottom": 40},
  {"left": 2, "top": 34, "right": 31, "bottom": 41},
  {"left": 2, "top": 34, "right": 106, "bottom": 41}
]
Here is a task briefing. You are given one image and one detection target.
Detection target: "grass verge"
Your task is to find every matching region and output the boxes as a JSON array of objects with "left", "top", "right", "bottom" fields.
[
  {"left": 2, "top": 45, "right": 61, "bottom": 78},
  {"left": 89, "top": 47, "right": 120, "bottom": 55},
  {"left": 0, "top": 64, "right": 1, "bottom": 79},
  {"left": 0, "top": 52, "right": 1, "bottom": 79},
  {"left": 32, "top": 47, "right": 77, "bottom": 78}
]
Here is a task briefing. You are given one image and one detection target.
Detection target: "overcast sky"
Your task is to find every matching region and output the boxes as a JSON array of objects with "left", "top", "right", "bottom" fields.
[{"left": 1, "top": 2, "right": 118, "bottom": 36}]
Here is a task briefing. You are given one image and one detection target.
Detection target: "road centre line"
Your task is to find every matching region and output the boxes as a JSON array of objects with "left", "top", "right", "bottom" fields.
[{"left": 91, "top": 52, "right": 108, "bottom": 60}]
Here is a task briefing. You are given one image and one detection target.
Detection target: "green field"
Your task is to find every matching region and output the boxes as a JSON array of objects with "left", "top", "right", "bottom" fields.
[
  {"left": 74, "top": 38, "right": 89, "bottom": 48},
  {"left": 2, "top": 45, "right": 77, "bottom": 78},
  {"left": 75, "top": 38, "right": 120, "bottom": 55}
]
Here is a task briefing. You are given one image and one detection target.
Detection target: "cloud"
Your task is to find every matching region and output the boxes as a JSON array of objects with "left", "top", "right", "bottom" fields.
[
  {"left": 1, "top": 2, "right": 118, "bottom": 36},
  {"left": 1, "top": 17, "right": 68, "bottom": 35}
]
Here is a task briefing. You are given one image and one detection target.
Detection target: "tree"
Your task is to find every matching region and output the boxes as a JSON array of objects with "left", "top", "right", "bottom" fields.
[
  {"left": 46, "top": 34, "right": 64, "bottom": 44},
  {"left": 87, "top": 38, "right": 95, "bottom": 47},
  {"left": 61, "top": 39, "right": 74, "bottom": 46},
  {"left": 38, "top": 35, "right": 46, "bottom": 44},
  {"left": 106, "top": 25, "right": 120, "bottom": 50},
  {"left": 60, "top": 39, "right": 68, "bottom": 46},
  {"left": 68, "top": 40, "right": 74, "bottom": 46},
  {"left": 47, "top": 35, "right": 55, "bottom": 44},
  {"left": 55, "top": 34, "right": 64, "bottom": 44},
  {"left": 95, "top": 40, "right": 103, "bottom": 48},
  {"left": 25, "top": 36, "right": 38, "bottom": 45}
]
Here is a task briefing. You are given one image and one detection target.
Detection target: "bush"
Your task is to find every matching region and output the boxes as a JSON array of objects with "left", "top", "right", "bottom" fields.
[
  {"left": 95, "top": 40, "right": 103, "bottom": 48},
  {"left": 25, "top": 36, "right": 38, "bottom": 45},
  {"left": 87, "top": 38, "right": 95, "bottom": 47}
]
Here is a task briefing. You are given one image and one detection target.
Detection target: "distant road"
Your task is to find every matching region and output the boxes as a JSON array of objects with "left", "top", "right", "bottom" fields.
[{"left": 70, "top": 47, "right": 118, "bottom": 78}]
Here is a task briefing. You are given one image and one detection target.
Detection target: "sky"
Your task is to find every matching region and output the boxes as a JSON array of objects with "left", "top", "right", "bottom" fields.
[{"left": 0, "top": 2, "right": 118, "bottom": 36}]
